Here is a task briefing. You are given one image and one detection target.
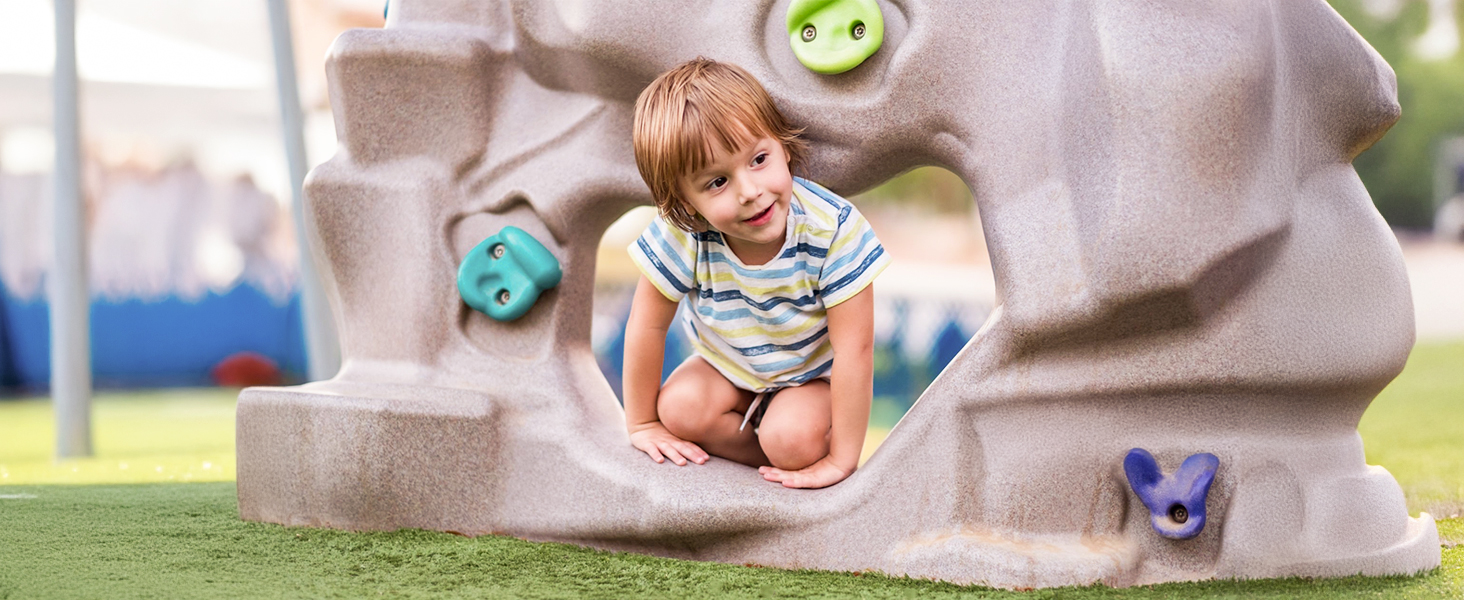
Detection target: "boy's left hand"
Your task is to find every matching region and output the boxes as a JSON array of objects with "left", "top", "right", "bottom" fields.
[{"left": 758, "top": 457, "right": 853, "bottom": 489}]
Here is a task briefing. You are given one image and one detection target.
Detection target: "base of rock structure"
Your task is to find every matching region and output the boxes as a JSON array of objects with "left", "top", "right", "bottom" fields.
[{"left": 237, "top": 376, "right": 1440, "bottom": 589}]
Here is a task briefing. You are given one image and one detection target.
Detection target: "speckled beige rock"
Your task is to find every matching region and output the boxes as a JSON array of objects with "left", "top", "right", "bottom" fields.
[{"left": 237, "top": 0, "right": 1441, "bottom": 588}]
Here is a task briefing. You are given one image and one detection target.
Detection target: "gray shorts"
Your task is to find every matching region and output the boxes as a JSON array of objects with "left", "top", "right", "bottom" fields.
[
  {"left": 738, "top": 390, "right": 776, "bottom": 433},
  {"left": 737, "top": 376, "right": 830, "bottom": 433}
]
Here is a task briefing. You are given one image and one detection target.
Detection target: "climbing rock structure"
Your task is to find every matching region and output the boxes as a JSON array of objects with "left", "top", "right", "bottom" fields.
[{"left": 237, "top": 0, "right": 1441, "bottom": 588}]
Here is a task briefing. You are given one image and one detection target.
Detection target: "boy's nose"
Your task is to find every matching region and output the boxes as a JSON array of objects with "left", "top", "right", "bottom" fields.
[{"left": 736, "top": 176, "right": 759, "bottom": 203}]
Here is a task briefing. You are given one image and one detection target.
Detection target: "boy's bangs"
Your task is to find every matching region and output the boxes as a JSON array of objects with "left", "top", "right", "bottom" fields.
[{"left": 675, "top": 96, "right": 768, "bottom": 179}]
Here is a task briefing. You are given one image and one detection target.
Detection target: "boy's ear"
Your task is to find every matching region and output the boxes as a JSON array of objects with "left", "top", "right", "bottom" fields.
[{"left": 673, "top": 195, "right": 695, "bottom": 217}]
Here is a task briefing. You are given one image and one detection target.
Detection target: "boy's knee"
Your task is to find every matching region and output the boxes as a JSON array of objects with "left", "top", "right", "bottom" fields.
[
  {"left": 758, "top": 420, "right": 828, "bottom": 471},
  {"left": 658, "top": 391, "right": 713, "bottom": 440}
]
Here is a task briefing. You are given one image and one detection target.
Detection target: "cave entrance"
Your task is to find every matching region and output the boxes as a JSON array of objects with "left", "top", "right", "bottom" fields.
[{"left": 590, "top": 166, "right": 992, "bottom": 463}]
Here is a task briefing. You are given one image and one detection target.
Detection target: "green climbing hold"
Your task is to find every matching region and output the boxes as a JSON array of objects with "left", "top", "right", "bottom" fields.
[
  {"left": 457, "top": 226, "right": 563, "bottom": 322},
  {"left": 786, "top": 0, "right": 884, "bottom": 75}
]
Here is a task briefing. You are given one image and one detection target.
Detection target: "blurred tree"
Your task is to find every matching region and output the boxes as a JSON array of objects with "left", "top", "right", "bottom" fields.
[
  {"left": 854, "top": 167, "right": 974, "bottom": 215},
  {"left": 1332, "top": 0, "right": 1464, "bottom": 229}
]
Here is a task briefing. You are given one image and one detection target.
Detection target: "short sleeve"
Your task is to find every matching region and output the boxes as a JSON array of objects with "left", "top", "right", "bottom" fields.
[
  {"left": 817, "top": 201, "right": 891, "bottom": 308},
  {"left": 628, "top": 215, "right": 699, "bottom": 302}
]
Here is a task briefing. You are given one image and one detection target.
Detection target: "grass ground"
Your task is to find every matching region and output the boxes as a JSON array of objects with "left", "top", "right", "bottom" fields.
[
  {"left": 0, "top": 341, "right": 1461, "bottom": 598},
  {"left": 0, "top": 388, "right": 235, "bottom": 485},
  {"left": 0, "top": 483, "right": 1457, "bottom": 599},
  {"left": 1359, "top": 341, "right": 1464, "bottom": 518}
]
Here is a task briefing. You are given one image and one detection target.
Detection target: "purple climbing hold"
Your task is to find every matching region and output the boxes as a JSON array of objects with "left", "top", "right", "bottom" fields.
[{"left": 1123, "top": 448, "right": 1220, "bottom": 540}]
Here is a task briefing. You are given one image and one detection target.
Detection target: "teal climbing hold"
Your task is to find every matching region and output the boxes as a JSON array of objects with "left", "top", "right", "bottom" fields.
[
  {"left": 457, "top": 226, "right": 562, "bottom": 322},
  {"left": 786, "top": 0, "right": 884, "bottom": 74}
]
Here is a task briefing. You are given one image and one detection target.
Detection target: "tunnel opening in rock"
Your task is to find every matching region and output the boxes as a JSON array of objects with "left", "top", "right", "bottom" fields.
[{"left": 589, "top": 166, "right": 992, "bottom": 462}]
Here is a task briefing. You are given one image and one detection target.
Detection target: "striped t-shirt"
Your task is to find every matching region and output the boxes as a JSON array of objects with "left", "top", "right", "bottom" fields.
[{"left": 629, "top": 177, "right": 890, "bottom": 393}]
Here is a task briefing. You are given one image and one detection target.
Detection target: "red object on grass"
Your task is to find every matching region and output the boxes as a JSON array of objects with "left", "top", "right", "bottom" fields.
[{"left": 211, "top": 352, "right": 283, "bottom": 387}]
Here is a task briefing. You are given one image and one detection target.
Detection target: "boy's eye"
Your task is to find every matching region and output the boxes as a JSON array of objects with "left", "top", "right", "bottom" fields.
[
  {"left": 707, "top": 177, "right": 727, "bottom": 190},
  {"left": 752, "top": 153, "right": 767, "bottom": 166}
]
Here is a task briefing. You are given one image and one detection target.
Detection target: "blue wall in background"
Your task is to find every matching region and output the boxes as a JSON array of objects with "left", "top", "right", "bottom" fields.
[
  {"left": 0, "top": 285, "right": 308, "bottom": 392},
  {"left": 0, "top": 278, "right": 978, "bottom": 419}
]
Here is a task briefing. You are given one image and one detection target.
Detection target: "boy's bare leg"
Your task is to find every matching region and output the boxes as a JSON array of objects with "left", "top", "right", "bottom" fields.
[
  {"left": 658, "top": 356, "right": 770, "bottom": 467},
  {"left": 755, "top": 381, "right": 832, "bottom": 471}
]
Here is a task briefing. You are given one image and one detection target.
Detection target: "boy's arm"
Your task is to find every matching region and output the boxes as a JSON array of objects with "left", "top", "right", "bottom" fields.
[
  {"left": 624, "top": 276, "right": 708, "bottom": 466},
  {"left": 760, "top": 284, "right": 875, "bottom": 488}
]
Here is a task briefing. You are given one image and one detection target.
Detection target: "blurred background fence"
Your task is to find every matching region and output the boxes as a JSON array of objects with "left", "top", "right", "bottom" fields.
[{"left": 1, "top": 165, "right": 307, "bottom": 390}]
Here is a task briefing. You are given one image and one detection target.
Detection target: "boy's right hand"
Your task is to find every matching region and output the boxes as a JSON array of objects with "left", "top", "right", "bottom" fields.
[{"left": 629, "top": 422, "right": 708, "bottom": 466}]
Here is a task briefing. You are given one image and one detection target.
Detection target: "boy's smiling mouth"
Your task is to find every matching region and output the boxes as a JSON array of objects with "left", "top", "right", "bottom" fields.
[{"left": 744, "top": 204, "right": 774, "bottom": 225}]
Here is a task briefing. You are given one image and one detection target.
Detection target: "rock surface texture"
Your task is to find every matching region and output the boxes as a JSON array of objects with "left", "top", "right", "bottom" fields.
[{"left": 237, "top": 0, "right": 1442, "bottom": 588}]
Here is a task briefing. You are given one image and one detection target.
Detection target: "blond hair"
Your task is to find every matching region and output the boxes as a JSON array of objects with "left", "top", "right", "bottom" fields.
[{"left": 633, "top": 58, "right": 808, "bottom": 231}]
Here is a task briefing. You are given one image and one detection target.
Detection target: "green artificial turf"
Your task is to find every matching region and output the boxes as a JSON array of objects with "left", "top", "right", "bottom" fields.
[
  {"left": 0, "top": 388, "right": 237, "bottom": 485},
  {"left": 0, "top": 482, "right": 1457, "bottom": 599},
  {"left": 1359, "top": 341, "right": 1464, "bottom": 519},
  {"left": 0, "top": 341, "right": 1460, "bottom": 598}
]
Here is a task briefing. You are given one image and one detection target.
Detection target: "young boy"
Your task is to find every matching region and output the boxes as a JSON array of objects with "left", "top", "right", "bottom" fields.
[{"left": 624, "top": 58, "right": 889, "bottom": 489}]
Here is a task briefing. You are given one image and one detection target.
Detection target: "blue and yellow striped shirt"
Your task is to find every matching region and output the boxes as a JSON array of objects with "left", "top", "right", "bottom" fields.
[{"left": 629, "top": 177, "right": 890, "bottom": 392}]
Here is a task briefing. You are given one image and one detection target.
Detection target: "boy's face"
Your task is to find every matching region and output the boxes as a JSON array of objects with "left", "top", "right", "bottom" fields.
[{"left": 676, "top": 134, "right": 793, "bottom": 263}]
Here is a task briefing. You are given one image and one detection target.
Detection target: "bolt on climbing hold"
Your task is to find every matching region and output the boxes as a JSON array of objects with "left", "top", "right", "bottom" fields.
[
  {"left": 1123, "top": 448, "right": 1220, "bottom": 540},
  {"left": 457, "top": 226, "right": 562, "bottom": 322},
  {"left": 787, "top": 0, "right": 884, "bottom": 74}
]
